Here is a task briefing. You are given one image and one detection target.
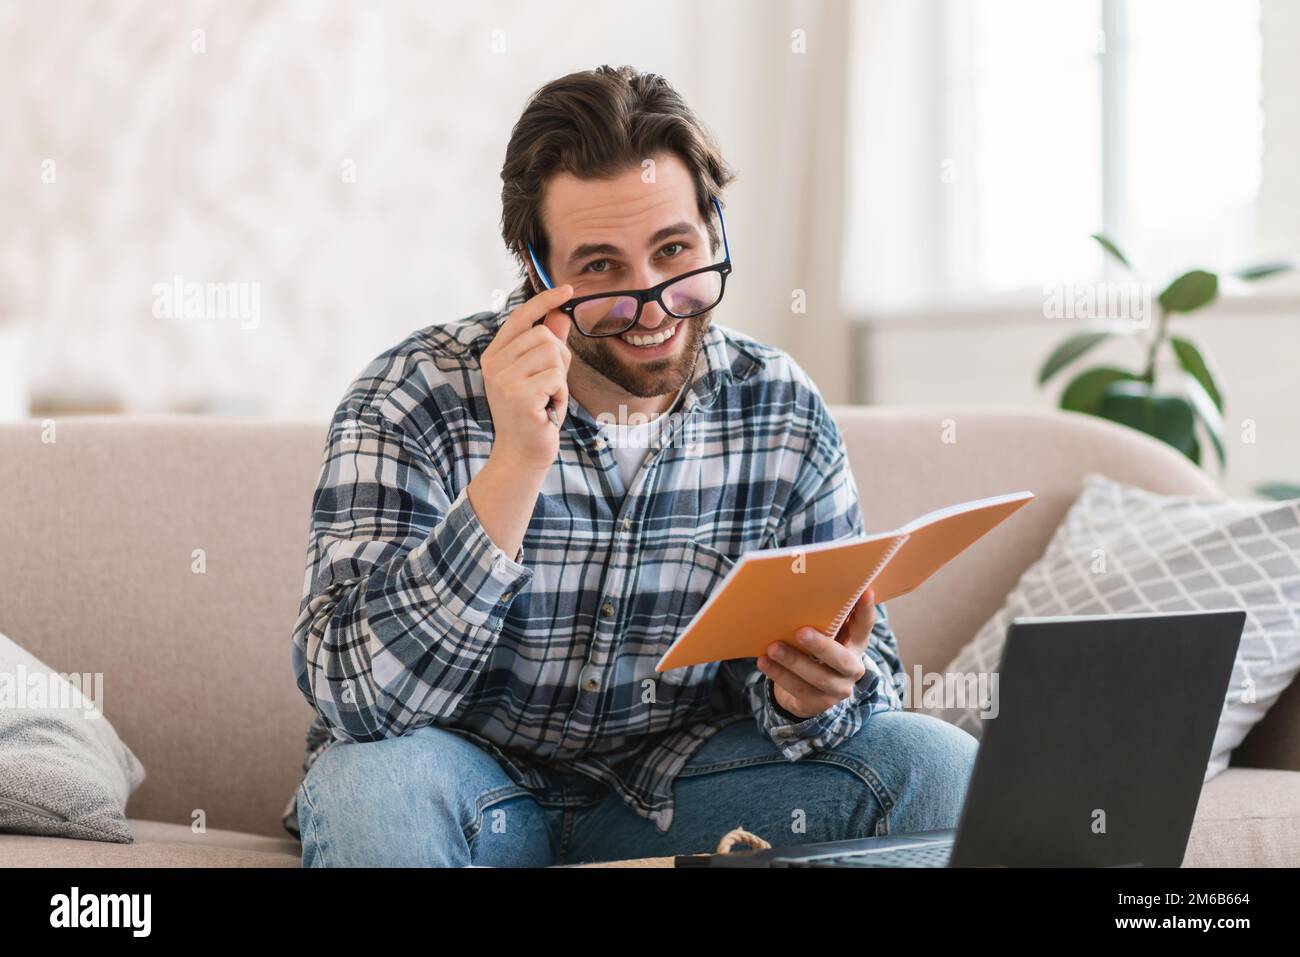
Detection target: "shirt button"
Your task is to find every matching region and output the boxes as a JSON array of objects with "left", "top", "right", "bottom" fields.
[
  {"left": 500, "top": 591, "right": 512, "bottom": 603},
  {"left": 600, "top": 601, "right": 616, "bottom": 617},
  {"left": 621, "top": 517, "right": 632, "bottom": 532},
  {"left": 593, "top": 436, "right": 608, "bottom": 451},
  {"left": 580, "top": 665, "right": 601, "bottom": 692}
]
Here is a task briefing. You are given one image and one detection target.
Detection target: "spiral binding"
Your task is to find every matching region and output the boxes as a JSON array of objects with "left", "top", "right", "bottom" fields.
[{"left": 822, "top": 536, "right": 907, "bottom": 636}]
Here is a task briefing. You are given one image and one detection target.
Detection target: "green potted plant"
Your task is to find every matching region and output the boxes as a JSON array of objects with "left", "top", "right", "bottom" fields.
[
  {"left": 1256, "top": 481, "right": 1300, "bottom": 501},
  {"left": 1037, "top": 235, "right": 1291, "bottom": 470}
]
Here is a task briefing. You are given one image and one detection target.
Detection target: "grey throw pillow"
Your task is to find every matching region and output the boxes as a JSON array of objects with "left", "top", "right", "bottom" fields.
[
  {"left": 925, "top": 473, "right": 1300, "bottom": 780},
  {"left": 0, "top": 632, "right": 145, "bottom": 842}
]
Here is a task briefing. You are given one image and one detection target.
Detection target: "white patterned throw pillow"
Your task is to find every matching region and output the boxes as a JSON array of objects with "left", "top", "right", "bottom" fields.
[
  {"left": 926, "top": 473, "right": 1300, "bottom": 781},
  {"left": 0, "top": 632, "right": 146, "bottom": 842}
]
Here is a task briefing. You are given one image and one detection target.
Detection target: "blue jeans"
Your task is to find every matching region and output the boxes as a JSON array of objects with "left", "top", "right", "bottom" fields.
[{"left": 296, "top": 709, "right": 978, "bottom": 867}]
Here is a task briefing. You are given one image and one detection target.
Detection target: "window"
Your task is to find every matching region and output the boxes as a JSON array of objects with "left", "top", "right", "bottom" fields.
[
  {"left": 1119, "top": 0, "right": 1262, "bottom": 283},
  {"left": 843, "top": 0, "right": 1264, "bottom": 313}
]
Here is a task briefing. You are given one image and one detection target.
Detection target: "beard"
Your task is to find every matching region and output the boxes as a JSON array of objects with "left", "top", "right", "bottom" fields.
[{"left": 567, "top": 310, "right": 712, "bottom": 399}]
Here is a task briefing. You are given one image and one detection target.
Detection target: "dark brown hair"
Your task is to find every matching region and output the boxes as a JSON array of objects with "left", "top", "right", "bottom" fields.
[{"left": 500, "top": 64, "right": 736, "bottom": 292}]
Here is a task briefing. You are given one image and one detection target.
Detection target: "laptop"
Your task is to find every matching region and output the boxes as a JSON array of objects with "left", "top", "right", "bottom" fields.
[{"left": 677, "top": 609, "right": 1246, "bottom": 868}]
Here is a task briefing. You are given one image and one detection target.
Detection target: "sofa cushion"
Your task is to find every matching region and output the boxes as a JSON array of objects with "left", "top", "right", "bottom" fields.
[
  {"left": 0, "top": 819, "right": 301, "bottom": 867},
  {"left": 3, "top": 774, "right": 1292, "bottom": 867},
  {"left": 0, "top": 632, "right": 145, "bottom": 843},
  {"left": 926, "top": 473, "right": 1300, "bottom": 780},
  {"left": 1183, "top": 768, "right": 1300, "bottom": 867}
]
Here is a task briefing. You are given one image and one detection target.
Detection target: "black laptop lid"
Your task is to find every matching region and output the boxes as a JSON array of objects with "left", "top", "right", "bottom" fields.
[{"left": 949, "top": 609, "right": 1245, "bottom": 868}]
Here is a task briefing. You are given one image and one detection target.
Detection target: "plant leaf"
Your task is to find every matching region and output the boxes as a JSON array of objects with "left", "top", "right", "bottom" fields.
[
  {"left": 1169, "top": 335, "right": 1223, "bottom": 412},
  {"left": 1255, "top": 482, "right": 1300, "bottom": 501},
  {"left": 1038, "top": 331, "right": 1114, "bottom": 385},
  {"left": 1091, "top": 233, "right": 1133, "bottom": 272},
  {"left": 1158, "top": 270, "right": 1219, "bottom": 314},
  {"left": 1235, "top": 262, "right": 1293, "bottom": 281},
  {"left": 1059, "top": 366, "right": 1140, "bottom": 414},
  {"left": 1097, "top": 381, "right": 1199, "bottom": 463},
  {"left": 1183, "top": 376, "right": 1226, "bottom": 470}
]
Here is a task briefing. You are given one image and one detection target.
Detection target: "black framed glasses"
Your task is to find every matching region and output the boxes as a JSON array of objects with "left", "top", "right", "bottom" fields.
[{"left": 526, "top": 196, "right": 732, "bottom": 337}]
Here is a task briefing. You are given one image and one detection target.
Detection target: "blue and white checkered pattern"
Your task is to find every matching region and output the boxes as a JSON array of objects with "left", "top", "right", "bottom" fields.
[{"left": 283, "top": 283, "right": 905, "bottom": 837}]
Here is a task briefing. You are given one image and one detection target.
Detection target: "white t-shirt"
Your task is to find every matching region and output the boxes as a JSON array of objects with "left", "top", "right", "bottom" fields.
[
  {"left": 600, "top": 377, "right": 691, "bottom": 491},
  {"left": 603, "top": 416, "right": 659, "bottom": 490}
]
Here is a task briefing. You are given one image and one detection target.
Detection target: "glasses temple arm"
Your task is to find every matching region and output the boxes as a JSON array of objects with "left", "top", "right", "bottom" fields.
[
  {"left": 711, "top": 197, "right": 731, "bottom": 261},
  {"left": 526, "top": 241, "right": 556, "bottom": 290}
]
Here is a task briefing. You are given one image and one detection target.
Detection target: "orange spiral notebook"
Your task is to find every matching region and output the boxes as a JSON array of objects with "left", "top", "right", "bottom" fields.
[{"left": 655, "top": 490, "right": 1035, "bottom": 673}]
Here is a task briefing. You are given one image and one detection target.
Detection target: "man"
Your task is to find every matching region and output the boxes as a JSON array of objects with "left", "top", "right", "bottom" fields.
[{"left": 285, "top": 64, "right": 977, "bottom": 866}]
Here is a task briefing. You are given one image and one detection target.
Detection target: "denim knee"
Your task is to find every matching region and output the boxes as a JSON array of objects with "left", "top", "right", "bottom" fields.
[
  {"left": 297, "top": 725, "right": 524, "bottom": 867},
  {"left": 902, "top": 711, "right": 979, "bottom": 772},
  {"left": 836, "top": 709, "right": 979, "bottom": 834},
  {"left": 890, "top": 711, "right": 978, "bottom": 829}
]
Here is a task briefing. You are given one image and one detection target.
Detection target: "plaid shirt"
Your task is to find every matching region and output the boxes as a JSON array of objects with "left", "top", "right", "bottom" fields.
[{"left": 283, "top": 283, "right": 906, "bottom": 838}]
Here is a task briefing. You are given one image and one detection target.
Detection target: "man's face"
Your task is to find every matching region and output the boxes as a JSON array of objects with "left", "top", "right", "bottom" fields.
[{"left": 532, "top": 152, "right": 718, "bottom": 399}]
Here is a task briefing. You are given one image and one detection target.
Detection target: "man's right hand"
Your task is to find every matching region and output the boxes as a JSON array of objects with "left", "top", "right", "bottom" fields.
[{"left": 480, "top": 283, "right": 574, "bottom": 473}]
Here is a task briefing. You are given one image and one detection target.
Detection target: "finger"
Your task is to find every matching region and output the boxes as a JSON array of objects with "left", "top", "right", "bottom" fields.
[
  {"left": 787, "top": 626, "right": 862, "bottom": 678},
  {"left": 757, "top": 655, "right": 834, "bottom": 710},
  {"left": 528, "top": 368, "right": 568, "bottom": 428},
  {"left": 507, "top": 368, "right": 566, "bottom": 428},
  {"left": 492, "top": 284, "right": 574, "bottom": 349},
  {"left": 521, "top": 368, "right": 567, "bottom": 410},
  {"left": 494, "top": 324, "right": 572, "bottom": 369},
  {"left": 842, "top": 590, "right": 878, "bottom": 654},
  {"left": 764, "top": 638, "right": 854, "bottom": 696},
  {"left": 551, "top": 377, "right": 569, "bottom": 425},
  {"left": 500, "top": 335, "right": 570, "bottom": 380},
  {"left": 541, "top": 307, "right": 572, "bottom": 348}
]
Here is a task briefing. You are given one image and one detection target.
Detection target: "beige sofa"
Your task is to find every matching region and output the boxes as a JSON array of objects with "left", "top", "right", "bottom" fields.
[{"left": 1, "top": 406, "right": 1297, "bottom": 867}]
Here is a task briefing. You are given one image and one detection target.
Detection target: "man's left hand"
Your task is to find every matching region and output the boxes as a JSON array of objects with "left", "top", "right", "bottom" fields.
[{"left": 757, "top": 588, "right": 877, "bottom": 720}]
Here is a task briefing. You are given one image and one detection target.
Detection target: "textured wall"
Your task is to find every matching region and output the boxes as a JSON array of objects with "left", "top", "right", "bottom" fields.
[{"left": 1, "top": 0, "right": 855, "bottom": 418}]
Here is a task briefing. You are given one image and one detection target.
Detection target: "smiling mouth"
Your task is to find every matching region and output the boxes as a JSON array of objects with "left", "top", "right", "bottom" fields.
[{"left": 619, "top": 322, "right": 679, "bottom": 348}]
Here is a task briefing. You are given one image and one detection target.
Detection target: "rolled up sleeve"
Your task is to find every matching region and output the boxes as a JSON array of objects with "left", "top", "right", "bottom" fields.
[
  {"left": 723, "top": 397, "right": 908, "bottom": 759},
  {"left": 291, "top": 404, "right": 532, "bottom": 743}
]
